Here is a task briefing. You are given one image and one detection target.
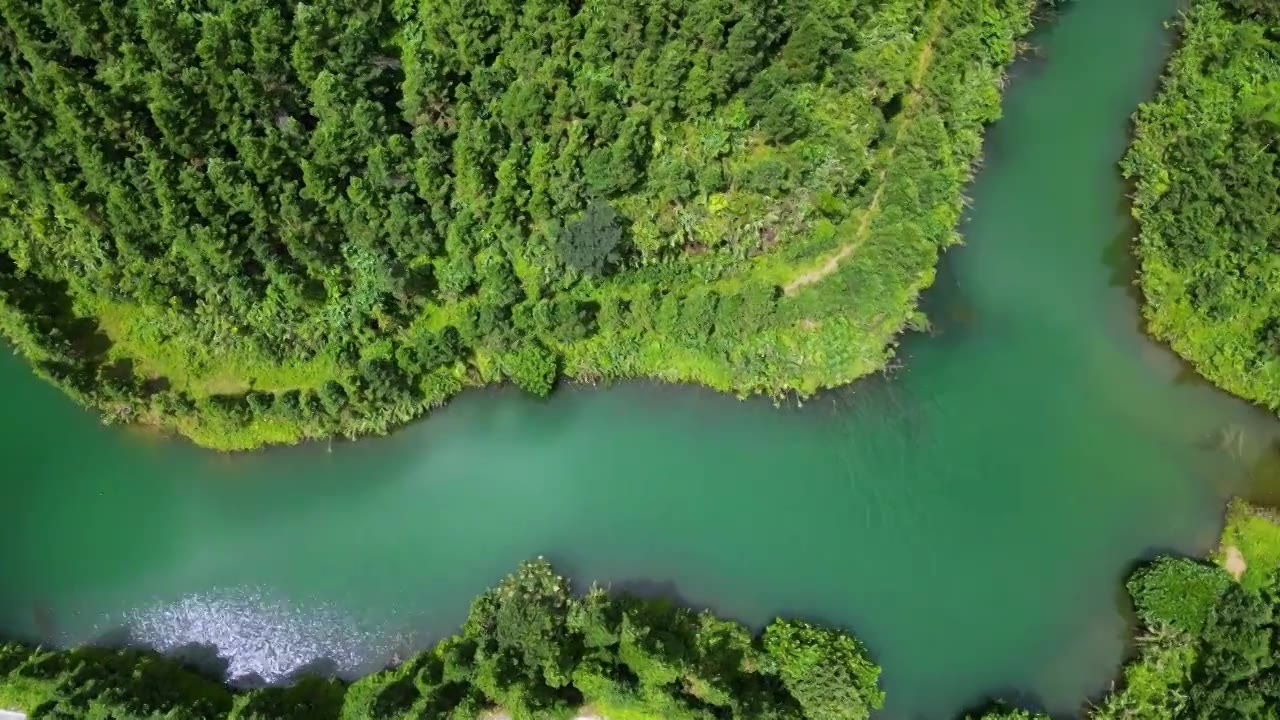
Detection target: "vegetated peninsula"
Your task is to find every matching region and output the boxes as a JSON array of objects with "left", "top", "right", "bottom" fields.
[
  {"left": 0, "top": 0, "right": 1034, "bottom": 450},
  {"left": 1123, "top": 0, "right": 1280, "bottom": 412}
]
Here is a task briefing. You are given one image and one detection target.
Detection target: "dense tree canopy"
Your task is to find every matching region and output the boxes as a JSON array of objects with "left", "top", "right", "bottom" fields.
[
  {"left": 347, "top": 560, "right": 885, "bottom": 720},
  {"left": 0, "top": 559, "right": 883, "bottom": 720},
  {"left": 1123, "top": 0, "right": 1280, "bottom": 412},
  {"left": 0, "top": 642, "right": 233, "bottom": 719},
  {"left": 0, "top": 0, "right": 1034, "bottom": 448}
]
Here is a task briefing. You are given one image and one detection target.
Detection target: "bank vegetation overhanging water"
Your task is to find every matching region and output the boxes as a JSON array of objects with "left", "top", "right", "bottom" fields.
[
  {"left": 0, "top": 558, "right": 887, "bottom": 720},
  {"left": 2, "top": 0, "right": 1279, "bottom": 719},
  {"left": 0, "top": 0, "right": 1035, "bottom": 450},
  {"left": 1122, "top": 0, "right": 1280, "bottom": 417}
]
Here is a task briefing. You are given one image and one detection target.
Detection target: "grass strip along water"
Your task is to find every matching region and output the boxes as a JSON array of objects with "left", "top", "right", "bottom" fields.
[{"left": 0, "top": 0, "right": 1034, "bottom": 449}]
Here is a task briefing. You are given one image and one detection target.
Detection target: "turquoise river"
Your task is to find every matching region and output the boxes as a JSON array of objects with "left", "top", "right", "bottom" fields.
[{"left": 3, "top": 1, "right": 1280, "bottom": 718}]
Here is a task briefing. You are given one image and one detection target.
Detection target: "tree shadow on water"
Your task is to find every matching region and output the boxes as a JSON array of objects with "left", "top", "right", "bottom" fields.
[
  {"left": 608, "top": 578, "right": 699, "bottom": 609},
  {"left": 592, "top": 576, "right": 749, "bottom": 626},
  {"left": 82, "top": 623, "right": 233, "bottom": 683},
  {"left": 231, "top": 662, "right": 347, "bottom": 720},
  {"left": 914, "top": 245, "right": 981, "bottom": 351},
  {"left": 168, "top": 641, "right": 232, "bottom": 680},
  {"left": 1100, "top": 191, "right": 1156, "bottom": 341},
  {"left": 231, "top": 656, "right": 342, "bottom": 689},
  {"left": 956, "top": 695, "right": 1051, "bottom": 720},
  {"left": 1240, "top": 439, "right": 1280, "bottom": 509},
  {"left": 1100, "top": 192, "right": 1264, "bottom": 396},
  {"left": 1101, "top": 197, "right": 1140, "bottom": 294},
  {"left": 285, "top": 656, "right": 341, "bottom": 683}
]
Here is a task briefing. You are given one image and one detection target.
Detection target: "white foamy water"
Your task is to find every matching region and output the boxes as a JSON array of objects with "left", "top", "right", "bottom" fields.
[{"left": 94, "top": 588, "right": 421, "bottom": 682}]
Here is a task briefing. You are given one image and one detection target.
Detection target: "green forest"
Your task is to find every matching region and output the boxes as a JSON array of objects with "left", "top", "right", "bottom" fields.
[
  {"left": 1123, "top": 0, "right": 1280, "bottom": 412},
  {"left": 0, "top": 0, "right": 1034, "bottom": 449},
  {"left": 0, "top": 559, "right": 884, "bottom": 720}
]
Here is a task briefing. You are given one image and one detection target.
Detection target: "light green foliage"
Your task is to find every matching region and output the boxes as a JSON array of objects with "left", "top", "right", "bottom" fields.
[
  {"left": 0, "top": 643, "right": 233, "bottom": 718},
  {"left": 1091, "top": 559, "right": 1219, "bottom": 720},
  {"left": 1217, "top": 499, "right": 1280, "bottom": 591},
  {"left": 361, "top": 563, "right": 887, "bottom": 720},
  {"left": 463, "top": 560, "right": 577, "bottom": 716},
  {"left": 0, "top": 0, "right": 1034, "bottom": 449},
  {"left": 501, "top": 342, "right": 559, "bottom": 396},
  {"left": 1122, "top": 0, "right": 1280, "bottom": 412},
  {"left": 337, "top": 640, "right": 486, "bottom": 720},
  {"left": 1090, "top": 634, "right": 1197, "bottom": 720},
  {"left": 762, "top": 620, "right": 884, "bottom": 720},
  {"left": 1127, "top": 557, "right": 1230, "bottom": 635}
]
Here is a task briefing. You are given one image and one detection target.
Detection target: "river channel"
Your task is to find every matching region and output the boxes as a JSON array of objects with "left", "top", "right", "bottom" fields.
[{"left": 3, "top": 1, "right": 1279, "bottom": 717}]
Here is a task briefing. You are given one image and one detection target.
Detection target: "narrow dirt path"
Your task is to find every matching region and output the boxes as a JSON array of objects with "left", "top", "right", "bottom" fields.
[
  {"left": 1225, "top": 545, "right": 1248, "bottom": 581},
  {"left": 783, "top": 0, "right": 948, "bottom": 296}
]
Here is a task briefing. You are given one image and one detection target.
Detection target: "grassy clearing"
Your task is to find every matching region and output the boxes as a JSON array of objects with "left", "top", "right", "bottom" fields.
[{"left": 1214, "top": 499, "right": 1280, "bottom": 592}]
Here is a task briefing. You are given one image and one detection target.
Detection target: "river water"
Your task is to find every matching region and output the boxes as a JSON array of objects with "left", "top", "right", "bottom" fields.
[{"left": 3, "top": 1, "right": 1279, "bottom": 718}]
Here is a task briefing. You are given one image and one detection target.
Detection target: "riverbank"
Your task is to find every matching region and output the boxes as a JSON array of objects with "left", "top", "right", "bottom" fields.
[
  {"left": 0, "top": 559, "right": 883, "bottom": 720},
  {"left": 0, "top": 0, "right": 1035, "bottom": 451},
  {"left": 3, "top": 1, "right": 1267, "bottom": 717},
  {"left": 1083, "top": 499, "right": 1280, "bottom": 720},
  {"left": 1123, "top": 0, "right": 1280, "bottom": 415}
]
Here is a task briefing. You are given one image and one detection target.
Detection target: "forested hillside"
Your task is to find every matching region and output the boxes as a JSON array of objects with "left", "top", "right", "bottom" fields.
[
  {"left": 0, "top": 0, "right": 1033, "bottom": 449},
  {"left": 1123, "top": 0, "right": 1280, "bottom": 411},
  {"left": 0, "top": 559, "right": 883, "bottom": 720}
]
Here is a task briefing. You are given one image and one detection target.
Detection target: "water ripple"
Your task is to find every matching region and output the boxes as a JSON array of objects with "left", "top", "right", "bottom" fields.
[{"left": 104, "top": 588, "right": 415, "bottom": 683}]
